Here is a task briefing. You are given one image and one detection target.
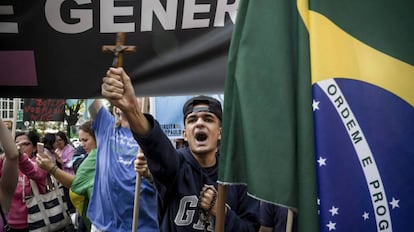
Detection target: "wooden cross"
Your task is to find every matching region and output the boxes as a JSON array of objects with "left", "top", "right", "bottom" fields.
[{"left": 102, "top": 32, "right": 136, "bottom": 67}]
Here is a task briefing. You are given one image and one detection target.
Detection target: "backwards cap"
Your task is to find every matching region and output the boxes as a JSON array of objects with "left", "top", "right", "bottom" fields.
[{"left": 182, "top": 95, "right": 222, "bottom": 122}]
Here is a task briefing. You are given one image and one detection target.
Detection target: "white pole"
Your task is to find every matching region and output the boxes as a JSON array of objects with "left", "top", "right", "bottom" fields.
[
  {"left": 12, "top": 98, "right": 19, "bottom": 138},
  {"left": 131, "top": 97, "right": 149, "bottom": 232},
  {"left": 286, "top": 208, "right": 294, "bottom": 232},
  {"left": 131, "top": 169, "right": 142, "bottom": 232}
]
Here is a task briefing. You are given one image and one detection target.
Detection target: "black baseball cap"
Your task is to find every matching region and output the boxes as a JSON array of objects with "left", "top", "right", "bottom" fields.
[{"left": 183, "top": 95, "right": 222, "bottom": 122}]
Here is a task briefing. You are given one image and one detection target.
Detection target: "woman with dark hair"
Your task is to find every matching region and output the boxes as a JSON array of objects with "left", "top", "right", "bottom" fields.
[
  {"left": 37, "top": 120, "right": 97, "bottom": 231},
  {"left": 55, "top": 131, "right": 77, "bottom": 224},
  {"left": 37, "top": 122, "right": 96, "bottom": 187},
  {"left": 7, "top": 130, "right": 49, "bottom": 231},
  {"left": 55, "top": 131, "right": 75, "bottom": 175},
  {"left": 42, "top": 132, "right": 57, "bottom": 163}
]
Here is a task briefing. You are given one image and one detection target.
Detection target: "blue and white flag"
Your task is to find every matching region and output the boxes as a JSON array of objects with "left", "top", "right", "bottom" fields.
[
  {"left": 313, "top": 79, "right": 414, "bottom": 231},
  {"left": 307, "top": 0, "right": 414, "bottom": 230}
]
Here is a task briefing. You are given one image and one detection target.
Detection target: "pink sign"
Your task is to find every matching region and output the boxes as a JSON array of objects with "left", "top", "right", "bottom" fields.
[{"left": 0, "top": 51, "right": 37, "bottom": 86}]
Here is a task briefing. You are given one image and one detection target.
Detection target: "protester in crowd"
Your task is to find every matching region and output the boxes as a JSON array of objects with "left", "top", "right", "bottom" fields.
[
  {"left": 70, "top": 143, "right": 88, "bottom": 173},
  {"left": 70, "top": 121, "right": 97, "bottom": 232},
  {"left": 87, "top": 99, "right": 158, "bottom": 232},
  {"left": 55, "top": 131, "right": 75, "bottom": 175},
  {"left": 259, "top": 201, "right": 297, "bottom": 232},
  {"left": 174, "top": 138, "right": 187, "bottom": 149},
  {"left": 37, "top": 120, "right": 97, "bottom": 232},
  {"left": 0, "top": 118, "right": 19, "bottom": 230},
  {"left": 41, "top": 132, "right": 57, "bottom": 163},
  {"left": 37, "top": 122, "right": 95, "bottom": 189},
  {"left": 55, "top": 131, "right": 76, "bottom": 217},
  {"left": 102, "top": 67, "right": 260, "bottom": 231},
  {"left": 6, "top": 130, "right": 48, "bottom": 231}
]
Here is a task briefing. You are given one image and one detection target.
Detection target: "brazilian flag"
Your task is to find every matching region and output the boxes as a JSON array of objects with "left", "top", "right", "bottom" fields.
[{"left": 219, "top": 0, "right": 413, "bottom": 231}]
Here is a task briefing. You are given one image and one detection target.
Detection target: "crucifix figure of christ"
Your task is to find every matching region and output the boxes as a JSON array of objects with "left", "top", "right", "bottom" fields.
[{"left": 102, "top": 32, "right": 136, "bottom": 67}]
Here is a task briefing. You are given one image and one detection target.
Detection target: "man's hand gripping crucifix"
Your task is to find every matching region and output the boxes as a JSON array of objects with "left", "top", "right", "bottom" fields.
[{"left": 101, "top": 67, "right": 138, "bottom": 113}]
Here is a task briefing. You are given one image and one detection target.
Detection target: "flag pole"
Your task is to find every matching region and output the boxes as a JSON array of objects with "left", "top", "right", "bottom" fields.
[
  {"left": 132, "top": 157, "right": 142, "bottom": 232},
  {"left": 12, "top": 98, "right": 19, "bottom": 138},
  {"left": 286, "top": 208, "right": 294, "bottom": 232},
  {"left": 131, "top": 97, "right": 149, "bottom": 232},
  {"left": 215, "top": 183, "right": 227, "bottom": 232}
]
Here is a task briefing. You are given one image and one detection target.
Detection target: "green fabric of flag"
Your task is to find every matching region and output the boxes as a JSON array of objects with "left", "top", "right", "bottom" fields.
[
  {"left": 218, "top": 0, "right": 319, "bottom": 231},
  {"left": 70, "top": 148, "right": 97, "bottom": 231}
]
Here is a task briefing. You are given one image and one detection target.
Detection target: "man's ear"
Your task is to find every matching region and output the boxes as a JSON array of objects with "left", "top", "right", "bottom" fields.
[{"left": 182, "top": 128, "right": 188, "bottom": 141}]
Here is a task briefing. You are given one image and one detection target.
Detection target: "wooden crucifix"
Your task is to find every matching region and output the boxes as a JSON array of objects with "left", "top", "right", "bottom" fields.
[{"left": 102, "top": 32, "right": 136, "bottom": 67}]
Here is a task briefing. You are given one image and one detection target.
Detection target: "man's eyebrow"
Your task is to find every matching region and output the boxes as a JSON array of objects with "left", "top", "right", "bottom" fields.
[
  {"left": 190, "top": 112, "right": 214, "bottom": 116},
  {"left": 186, "top": 112, "right": 215, "bottom": 119}
]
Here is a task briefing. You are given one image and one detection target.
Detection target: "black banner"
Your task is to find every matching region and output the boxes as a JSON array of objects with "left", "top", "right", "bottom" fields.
[
  {"left": 0, "top": 0, "right": 238, "bottom": 98},
  {"left": 23, "top": 98, "right": 65, "bottom": 121}
]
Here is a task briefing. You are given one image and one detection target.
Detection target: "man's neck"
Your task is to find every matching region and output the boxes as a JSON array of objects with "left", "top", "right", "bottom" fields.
[{"left": 193, "top": 152, "right": 217, "bottom": 168}]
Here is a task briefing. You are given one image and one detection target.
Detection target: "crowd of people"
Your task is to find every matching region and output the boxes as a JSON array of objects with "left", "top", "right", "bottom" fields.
[{"left": 0, "top": 66, "right": 296, "bottom": 232}]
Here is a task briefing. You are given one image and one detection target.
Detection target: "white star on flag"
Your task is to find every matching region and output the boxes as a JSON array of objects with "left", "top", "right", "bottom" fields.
[
  {"left": 317, "top": 156, "right": 327, "bottom": 167},
  {"left": 329, "top": 206, "right": 339, "bottom": 216},
  {"left": 389, "top": 197, "right": 400, "bottom": 209},
  {"left": 362, "top": 212, "right": 369, "bottom": 220},
  {"left": 326, "top": 221, "right": 336, "bottom": 231},
  {"left": 312, "top": 99, "right": 320, "bottom": 111}
]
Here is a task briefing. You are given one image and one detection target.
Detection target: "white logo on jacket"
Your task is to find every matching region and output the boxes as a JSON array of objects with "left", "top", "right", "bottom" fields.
[{"left": 174, "top": 195, "right": 214, "bottom": 231}]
